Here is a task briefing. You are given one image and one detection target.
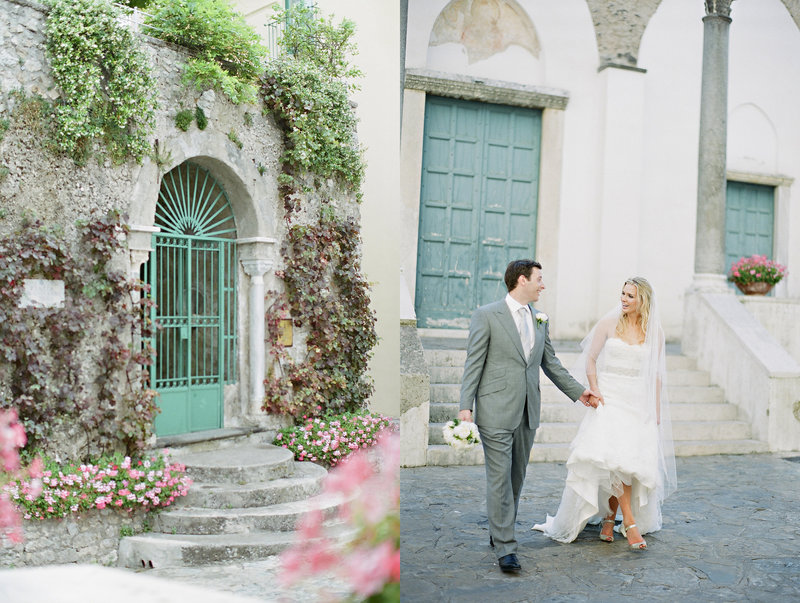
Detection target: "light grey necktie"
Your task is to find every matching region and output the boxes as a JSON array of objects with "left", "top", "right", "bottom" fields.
[{"left": 518, "top": 306, "right": 533, "bottom": 357}]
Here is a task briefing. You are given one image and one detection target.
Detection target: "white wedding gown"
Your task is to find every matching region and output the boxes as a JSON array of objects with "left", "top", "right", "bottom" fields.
[{"left": 533, "top": 338, "right": 663, "bottom": 542}]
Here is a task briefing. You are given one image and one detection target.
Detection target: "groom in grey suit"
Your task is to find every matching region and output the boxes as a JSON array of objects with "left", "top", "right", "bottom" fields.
[{"left": 458, "top": 259, "right": 597, "bottom": 573}]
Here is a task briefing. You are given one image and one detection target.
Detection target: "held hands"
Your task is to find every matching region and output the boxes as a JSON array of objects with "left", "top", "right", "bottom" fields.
[
  {"left": 578, "top": 389, "right": 604, "bottom": 408},
  {"left": 458, "top": 409, "right": 473, "bottom": 422}
]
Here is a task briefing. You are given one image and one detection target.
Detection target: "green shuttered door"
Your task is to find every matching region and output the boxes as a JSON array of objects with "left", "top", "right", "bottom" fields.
[
  {"left": 415, "top": 96, "right": 542, "bottom": 328},
  {"left": 725, "top": 180, "right": 775, "bottom": 272}
]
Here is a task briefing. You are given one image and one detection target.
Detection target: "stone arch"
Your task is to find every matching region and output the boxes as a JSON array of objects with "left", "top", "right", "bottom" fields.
[
  {"left": 429, "top": 0, "right": 539, "bottom": 62},
  {"left": 586, "top": 0, "right": 663, "bottom": 68},
  {"left": 781, "top": 0, "right": 800, "bottom": 31},
  {"left": 127, "top": 128, "right": 277, "bottom": 241}
]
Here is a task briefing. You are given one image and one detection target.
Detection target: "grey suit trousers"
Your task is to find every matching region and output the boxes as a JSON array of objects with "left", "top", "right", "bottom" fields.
[{"left": 479, "top": 405, "right": 536, "bottom": 558}]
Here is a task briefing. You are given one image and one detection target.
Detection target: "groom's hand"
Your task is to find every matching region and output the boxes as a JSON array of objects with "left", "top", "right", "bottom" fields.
[
  {"left": 578, "top": 390, "right": 603, "bottom": 408},
  {"left": 458, "top": 409, "right": 472, "bottom": 422}
]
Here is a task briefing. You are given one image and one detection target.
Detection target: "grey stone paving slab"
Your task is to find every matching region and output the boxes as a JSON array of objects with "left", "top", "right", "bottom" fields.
[{"left": 401, "top": 453, "right": 800, "bottom": 602}]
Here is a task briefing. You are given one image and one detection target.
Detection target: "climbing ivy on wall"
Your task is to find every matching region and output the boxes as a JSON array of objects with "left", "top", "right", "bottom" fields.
[
  {"left": 261, "top": 6, "right": 376, "bottom": 419},
  {"left": 145, "top": 0, "right": 268, "bottom": 105},
  {"left": 0, "top": 212, "right": 158, "bottom": 459},
  {"left": 44, "top": 0, "right": 157, "bottom": 164}
]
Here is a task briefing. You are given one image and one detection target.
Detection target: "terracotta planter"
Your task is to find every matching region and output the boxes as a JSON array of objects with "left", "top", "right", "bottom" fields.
[{"left": 735, "top": 281, "right": 774, "bottom": 295}]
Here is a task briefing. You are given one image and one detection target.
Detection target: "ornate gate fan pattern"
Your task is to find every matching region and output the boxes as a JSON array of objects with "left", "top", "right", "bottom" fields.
[{"left": 155, "top": 162, "right": 237, "bottom": 238}]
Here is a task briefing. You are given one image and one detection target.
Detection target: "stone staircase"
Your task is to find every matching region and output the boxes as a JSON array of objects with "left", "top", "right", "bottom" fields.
[
  {"left": 424, "top": 339, "right": 769, "bottom": 466},
  {"left": 118, "top": 433, "right": 345, "bottom": 569}
]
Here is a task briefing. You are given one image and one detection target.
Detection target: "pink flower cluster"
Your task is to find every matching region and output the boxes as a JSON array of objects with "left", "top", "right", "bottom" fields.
[
  {"left": 281, "top": 431, "right": 400, "bottom": 599},
  {"left": 3, "top": 449, "right": 192, "bottom": 521},
  {"left": 274, "top": 411, "right": 396, "bottom": 467},
  {"left": 1, "top": 409, "right": 43, "bottom": 544},
  {"left": 729, "top": 254, "right": 787, "bottom": 285}
]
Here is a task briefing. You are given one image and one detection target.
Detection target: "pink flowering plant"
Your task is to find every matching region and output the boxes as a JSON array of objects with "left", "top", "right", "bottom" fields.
[
  {"left": 1, "top": 409, "right": 43, "bottom": 543},
  {"left": 280, "top": 431, "right": 400, "bottom": 602},
  {"left": 273, "top": 411, "right": 395, "bottom": 467},
  {"left": 729, "top": 255, "right": 787, "bottom": 285},
  {"left": 3, "top": 449, "right": 191, "bottom": 521}
]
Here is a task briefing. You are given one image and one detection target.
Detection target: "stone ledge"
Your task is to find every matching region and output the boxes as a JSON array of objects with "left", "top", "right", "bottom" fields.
[{"left": 404, "top": 68, "right": 569, "bottom": 110}]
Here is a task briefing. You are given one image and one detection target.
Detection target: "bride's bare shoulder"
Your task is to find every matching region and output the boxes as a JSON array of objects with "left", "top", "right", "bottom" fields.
[{"left": 595, "top": 315, "right": 618, "bottom": 334}]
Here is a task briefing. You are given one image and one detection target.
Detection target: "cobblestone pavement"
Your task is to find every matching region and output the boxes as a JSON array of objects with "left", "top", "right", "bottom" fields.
[{"left": 400, "top": 453, "right": 800, "bottom": 602}]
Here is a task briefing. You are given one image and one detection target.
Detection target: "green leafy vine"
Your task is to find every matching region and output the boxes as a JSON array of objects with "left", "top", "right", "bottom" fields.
[
  {"left": 0, "top": 212, "right": 158, "bottom": 459},
  {"left": 145, "top": 0, "right": 267, "bottom": 105},
  {"left": 44, "top": 0, "right": 157, "bottom": 164},
  {"left": 261, "top": 6, "right": 375, "bottom": 420}
]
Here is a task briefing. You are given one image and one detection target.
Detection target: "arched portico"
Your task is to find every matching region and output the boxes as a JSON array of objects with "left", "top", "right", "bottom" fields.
[{"left": 126, "top": 129, "right": 280, "bottom": 435}]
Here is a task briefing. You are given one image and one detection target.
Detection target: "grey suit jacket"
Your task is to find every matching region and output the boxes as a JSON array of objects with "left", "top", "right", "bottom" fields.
[{"left": 459, "top": 300, "right": 585, "bottom": 430}]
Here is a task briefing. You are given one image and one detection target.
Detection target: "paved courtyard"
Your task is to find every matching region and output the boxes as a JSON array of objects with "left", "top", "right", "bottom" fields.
[{"left": 400, "top": 453, "right": 800, "bottom": 602}]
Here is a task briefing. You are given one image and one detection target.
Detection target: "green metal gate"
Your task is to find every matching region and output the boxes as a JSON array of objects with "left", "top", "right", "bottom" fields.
[
  {"left": 146, "top": 162, "right": 237, "bottom": 437},
  {"left": 415, "top": 96, "right": 542, "bottom": 328}
]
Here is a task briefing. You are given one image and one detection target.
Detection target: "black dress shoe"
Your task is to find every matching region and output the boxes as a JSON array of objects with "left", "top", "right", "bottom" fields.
[
  {"left": 498, "top": 553, "right": 521, "bottom": 573},
  {"left": 489, "top": 535, "right": 494, "bottom": 548}
]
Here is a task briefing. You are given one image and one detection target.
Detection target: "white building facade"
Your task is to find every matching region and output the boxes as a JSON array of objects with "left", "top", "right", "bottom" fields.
[{"left": 401, "top": 0, "right": 800, "bottom": 340}]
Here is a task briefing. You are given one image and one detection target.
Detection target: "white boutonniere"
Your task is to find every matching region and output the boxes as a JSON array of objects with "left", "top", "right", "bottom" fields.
[
  {"left": 442, "top": 419, "right": 481, "bottom": 450},
  {"left": 535, "top": 312, "right": 548, "bottom": 326}
]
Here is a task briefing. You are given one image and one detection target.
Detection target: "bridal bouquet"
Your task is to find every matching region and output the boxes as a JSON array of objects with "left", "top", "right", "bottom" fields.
[{"left": 442, "top": 419, "right": 481, "bottom": 450}]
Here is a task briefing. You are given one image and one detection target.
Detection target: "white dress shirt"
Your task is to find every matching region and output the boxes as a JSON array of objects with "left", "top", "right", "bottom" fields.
[{"left": 505, "top": 293, "right": 535, "bottom": 354}]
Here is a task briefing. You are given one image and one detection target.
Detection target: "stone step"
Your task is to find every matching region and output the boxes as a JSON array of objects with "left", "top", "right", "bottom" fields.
[
  {"left": 180, "top": 461, "right": 326, "bottom": 509},
  {"left": 428, "top": 399, "right": 739, "bottom": 426},
  {"left": 428, "top": 418, "right": 754, "bottom": 446},
  {"left": 425, "top": 437, "right": 770, "bottom": 466},
  {"left": 428, "top": 365, "right": 711, "bottom": 386},
  {"left": 154, "top": 492, "right": 342, "bottom": 535},
  {"left": 429, "top": 383, "right": 725, "bottom": 405},
  {"left": 424, "top": 349, "right": 697, "bottom": 371},
  {"left": 172, "top": 445, "right": 294, "bottom": 485},
  {"left": 117, "top": 523, "right": 352, "bottom": 569}
]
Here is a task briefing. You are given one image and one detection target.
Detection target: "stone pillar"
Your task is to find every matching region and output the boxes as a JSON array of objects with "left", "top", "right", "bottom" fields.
[
  {"left": 241, "top": 258, "right": 273, "bottom": 417},
  {"left": 595, "top": 64, "right": 646, "bottom": 311},
  {"left": 693, "top": 0, "right": 734, "bottom": 292}
]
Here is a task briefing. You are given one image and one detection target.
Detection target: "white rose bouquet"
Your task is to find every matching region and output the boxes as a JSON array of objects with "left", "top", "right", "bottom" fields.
[{"left": 442, "top": 419, "right": 481, "bottom": 450}]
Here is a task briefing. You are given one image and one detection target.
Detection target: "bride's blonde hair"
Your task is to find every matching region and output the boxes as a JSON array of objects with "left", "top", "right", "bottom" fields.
[{"left": 615, "top": 277, "right": 653, "bottom": 339}]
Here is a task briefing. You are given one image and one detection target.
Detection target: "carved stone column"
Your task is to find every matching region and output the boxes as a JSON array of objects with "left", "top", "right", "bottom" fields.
[
  {"left": 693, "top": 0, "right": 734, "bottom": 292},
  {"left": 127, "top": 225, "right": 160, "bottom": 279},
  {"left": 240, "top": 258, "right": 273, "bottom": 417}
]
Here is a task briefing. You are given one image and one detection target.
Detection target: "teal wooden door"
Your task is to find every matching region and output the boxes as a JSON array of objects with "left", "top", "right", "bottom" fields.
[
  {"left": 415, "top": 96, "right": 542, "bottom": 328},
  {"left": 146, "top": 162, "right": 238, "bottom": 436},
  {"left": 725, "top": 181, "right": 775, "bottom": 270}
]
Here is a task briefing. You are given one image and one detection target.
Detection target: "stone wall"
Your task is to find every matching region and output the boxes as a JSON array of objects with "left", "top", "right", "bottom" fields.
[
  {"left": 399, "top": 319, "right": 429, "bottom": 467},
  {"left": 740, "top": 297, "right": 800, "bottom": 366},
  {"left": 0, "top": 509, "right": 149, "bottom": 567}
]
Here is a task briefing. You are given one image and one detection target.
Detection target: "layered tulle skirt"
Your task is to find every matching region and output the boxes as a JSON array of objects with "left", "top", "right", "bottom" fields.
[{"left": 533, "top": 368, "right": 663, "bottom": 543}]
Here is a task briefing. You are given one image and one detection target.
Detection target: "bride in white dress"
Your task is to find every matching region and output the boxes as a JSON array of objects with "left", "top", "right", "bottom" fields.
[{"left": 533, "top": 277, "right": 677, "bottom": 549}]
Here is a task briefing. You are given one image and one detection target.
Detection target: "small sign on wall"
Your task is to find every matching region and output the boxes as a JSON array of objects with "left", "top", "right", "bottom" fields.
[
  {"left": 277, "top": 318, "right": 293, "bottom": 347},
  {"left": 19, "top": 279, "right": 65, "bottom": 309}
]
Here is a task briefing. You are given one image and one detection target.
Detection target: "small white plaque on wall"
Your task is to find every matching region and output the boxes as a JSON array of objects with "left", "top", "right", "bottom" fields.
[{"left": 19, "top": 279, "right": 65, "bottom": 309}]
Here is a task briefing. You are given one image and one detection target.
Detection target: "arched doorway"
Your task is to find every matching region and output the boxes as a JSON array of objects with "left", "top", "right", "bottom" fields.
[{"left": 145, "top": 162, "right": 238, "bottom": 436}]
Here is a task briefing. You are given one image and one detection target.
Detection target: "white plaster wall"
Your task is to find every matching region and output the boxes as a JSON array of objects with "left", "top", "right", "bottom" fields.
[
  {"left": 727, "top": 0, "right": 800, "bottom": 302},
  {"left": 315, "top": 0, "right": 401, "bottom": 419},
  {"left": 639, "top": 0, "right": 800, "bottom": 335},
  {"left": 638, "top": 0, "right": 705, "bottom": 339},
  {"left": 524, "top": 0, "right": 604, "bottom": 338}
]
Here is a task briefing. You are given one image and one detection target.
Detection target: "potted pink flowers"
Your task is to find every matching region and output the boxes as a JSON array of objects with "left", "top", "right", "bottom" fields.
[{"left": 728, "top": 255, "right": 787, "bottom": 295}]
